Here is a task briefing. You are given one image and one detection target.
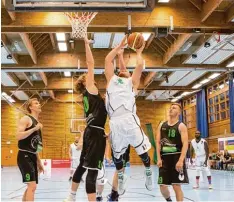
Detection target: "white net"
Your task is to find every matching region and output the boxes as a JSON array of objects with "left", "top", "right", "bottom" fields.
[{"left": 64, "top": 12, "right": 98, "bottom": 39}]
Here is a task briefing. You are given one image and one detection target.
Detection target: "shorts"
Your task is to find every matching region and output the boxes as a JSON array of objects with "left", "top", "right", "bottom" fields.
[
  {"left": 17, "top": 150, "right": 38, "bottom": 184},
  {"left": 112, "top": 145, "right": 130, "bottom": 167},
  {"left": 158, "top": 154, "right": 189, "bottom": 185},
  {"left": 109, "top": 114, "right": 151, "bottom": 159},
  {"left": 81, "top": 126, "right": 106, "bottom": 170},
  {"left": 71, "top": 158, "right": 80, "bottom": 170}
]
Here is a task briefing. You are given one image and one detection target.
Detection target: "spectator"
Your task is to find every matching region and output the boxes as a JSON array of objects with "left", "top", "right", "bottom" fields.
[{"left": 220, "top": 150, "right": 232, "bottom": 170}]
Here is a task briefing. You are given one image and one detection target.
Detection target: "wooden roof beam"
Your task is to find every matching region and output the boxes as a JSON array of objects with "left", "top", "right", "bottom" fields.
[
  {"left": 201, "top": 0, "right": 224, "bottom": 22},
  {"left": 163, "top": 34, "right": 192, "bottom": 64},
  {"left": 19, "top": 33, "right": 37, "bottom": 64},
  {"left": 1, "top": 34, "right": 19, "bottom": 64}
]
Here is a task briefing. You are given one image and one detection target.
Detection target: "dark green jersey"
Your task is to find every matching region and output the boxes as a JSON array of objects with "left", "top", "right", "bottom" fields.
[
  {"left": 83, "top": 90, "right": 107, "bottom": 128},
  {"left": 160, "top": 121, "right": 182, "bottom": 155}
]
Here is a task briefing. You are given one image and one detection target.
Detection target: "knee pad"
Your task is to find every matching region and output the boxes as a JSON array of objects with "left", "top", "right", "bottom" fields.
[
  {"left": 86, "top": 170, "right": 98, "bottom": 194},
  {"left": 113, "top": 156, "right": 123, "bottom": 170},
  {"left": 72, "top": 165, "right": 86, "bottom": 183},
  {"left": 139, "top": 152, "right": 150, "bottom": 167}
]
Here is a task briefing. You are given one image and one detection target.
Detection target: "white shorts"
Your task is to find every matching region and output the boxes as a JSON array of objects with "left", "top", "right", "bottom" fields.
[
  {"left": 110, "top": 113, "right": 151, "bottom": 159},
  {"left": 195, "top": 155, "right": 206, "bottom": 167},
  {"left": 71, "top": 158, "right": 80, "bottom": 170}
]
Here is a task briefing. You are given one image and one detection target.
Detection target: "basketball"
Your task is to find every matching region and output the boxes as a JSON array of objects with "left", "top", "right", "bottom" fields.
[{"left": 127, "top": 32, "right": 145, "bottom": 50}]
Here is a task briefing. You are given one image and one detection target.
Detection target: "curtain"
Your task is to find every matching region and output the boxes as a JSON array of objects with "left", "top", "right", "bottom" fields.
[
  {"left": 196, "top": 88, "right": 209, "bottom": 138},
  {"left": 229, "top": 73, "right": 234, "bottom": 133}
]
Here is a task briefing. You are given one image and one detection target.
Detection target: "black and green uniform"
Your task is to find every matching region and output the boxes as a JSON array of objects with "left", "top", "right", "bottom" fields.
[
  {"left": 158, "top": 121, "right": 189, "bottom": 185},
  {"left": 17, "top": 115, "right": 43, "bottom": 184},
  {"left": 80, "top": 89, "right": 107, "bottom": 170}
]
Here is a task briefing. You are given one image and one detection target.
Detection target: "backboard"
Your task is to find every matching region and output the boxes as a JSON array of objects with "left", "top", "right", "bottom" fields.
[{"left": 6, "top": 0, "right": 155, "bottom": 12}]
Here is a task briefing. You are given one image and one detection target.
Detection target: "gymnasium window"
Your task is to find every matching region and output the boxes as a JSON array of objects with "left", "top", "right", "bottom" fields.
[
  {"left": 183, "top": 95, "right": 196, "bottom": 129},
  {"left": 207, "top": 77, "right": 230, "bottom": 123}
]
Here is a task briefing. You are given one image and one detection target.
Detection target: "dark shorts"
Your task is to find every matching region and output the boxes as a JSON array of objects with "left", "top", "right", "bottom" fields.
[
  {"left": 17, "top": 150, "right": 38, "bottom": 184},
  {"left": 112, "top": 145, "right": 130, "bottom": 167},
  {"left": 158, "top": 153, "right": 189, "bottom": 185},
  {"left": 81, "top": 126, "right": 106, "bottom": 170}
]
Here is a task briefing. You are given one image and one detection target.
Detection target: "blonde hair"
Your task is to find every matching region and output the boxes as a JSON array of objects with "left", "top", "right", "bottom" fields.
[
  {"left": 171, "top": 103, "right": 182, "bottom": 110},
  {"left": 26, "top": 98, "right": 39, "bottom": 113},
  {"left": 74, "top": 74, "right": 86, "bottom": 94}
]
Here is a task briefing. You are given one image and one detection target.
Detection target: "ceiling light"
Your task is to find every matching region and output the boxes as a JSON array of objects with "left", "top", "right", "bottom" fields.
[
  {"left": 192, "top": 54, "right": 197, "bottom": 59},
  {"left": 193, "top": 28, "right": 201, "bottom": 33},
  {"left": 226, "top": 60, "right": 234, "bottom": 68},
  {"left": 171, "top": 98, "right": 179, "bottom": 102},
  {"left": 69, "top": 39, "right": 75, "bottom": 43},
  {"left": 1, "top": 92, "right": 15, "bottom": 103},
  {"left": 7, "top": 54, "right": 12, "bottom": 59},
  {"left": 181, "top": 92, "right": 190, "bottom": 96},
  {"left": 209, "top": 73, "right": 220, "bottom": 79},
  {"left": 158, "top": 0, "right": 170, "bottom": 2},
  {"left": 182, "top": 41, "right": 193, "bottom": 51},
  {"left": 58, "top": 42, "right": 67, "bottom": 51},
  {"left": 192, "top": 83, "right": 202, "bottom": 89},
  {"left": 200, "top": 78, "right": 210, "bottom": 84},
  {"left": 68, "top": 90, "right": 73, "bottom": 93},
  {"left": 142, "top": 33, "right": 151, "bottom": 41},
  {"left": 56, "top": 33, "right": 66, "bottom": 41},
  {"left": 204, "top": 42, "right": 210, "bottom": 48},
  {"left": 64, "top": 72, "right": 71, "bottom": 77}
]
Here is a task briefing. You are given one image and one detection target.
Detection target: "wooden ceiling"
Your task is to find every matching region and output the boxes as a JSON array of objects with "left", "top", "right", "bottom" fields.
[{"left": 1, "top": 0, "right": 234, "bottom": 103}]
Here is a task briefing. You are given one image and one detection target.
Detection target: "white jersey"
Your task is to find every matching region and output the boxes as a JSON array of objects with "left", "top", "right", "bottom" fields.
[
  {"left": 191, "top": 138, "right": 206, "bottom": 157},
  {"left": 106, "top": 75, "right": 136, "bottom": 117},
  {"left": 70, "top": 143, "right": 81, "bottom": 159}
]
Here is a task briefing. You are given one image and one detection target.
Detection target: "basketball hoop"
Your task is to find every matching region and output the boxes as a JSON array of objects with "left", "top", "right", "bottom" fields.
[{"left": 64, "top": 12, "right": 98, "bottom": 39}]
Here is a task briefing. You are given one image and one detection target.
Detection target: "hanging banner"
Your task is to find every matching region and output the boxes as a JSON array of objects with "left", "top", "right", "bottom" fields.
[{"left": 218, "top": 136, "right": 234, "bottom": 154}]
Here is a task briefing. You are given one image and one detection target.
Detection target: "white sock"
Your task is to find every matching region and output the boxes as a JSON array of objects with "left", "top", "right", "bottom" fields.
[
  {"left": 70, "top": 191, "right": 76, "bottom": 198},
  {"left": 96, "top": 192, "right": 102, "bottom": 197}
]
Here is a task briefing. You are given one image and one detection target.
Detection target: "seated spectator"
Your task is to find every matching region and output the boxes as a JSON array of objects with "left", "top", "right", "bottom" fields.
[
  {"left": 220, "top": 150, "right": 232, "bottom": 170},
  {"left": 209, "top": 150, "right": 218, "bottom": 169},
  {"left": 216, "top": 152, "right": 223, "bottom": 170}
]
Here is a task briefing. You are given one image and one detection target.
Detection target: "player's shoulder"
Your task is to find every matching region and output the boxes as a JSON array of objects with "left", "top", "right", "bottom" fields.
[
  {"left": 178, "top": 122, "right": 187, "bottom": 129},
  {"left": 20, "top": 115, "right": 31, "bottom": 123},
  {"left": 201, "top": 138, "right": 207, "bottom": 143}
]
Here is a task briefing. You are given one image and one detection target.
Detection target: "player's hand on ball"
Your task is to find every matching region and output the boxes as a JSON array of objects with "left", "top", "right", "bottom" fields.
[
  {"left": 157, "top": 159, "right": 162, "bottom": 168},
  {"left": 136, "top": 41, "right": 145, "bottom": 54},
  {"left": 176, "top": 160, "right": 183, "bottom": 172}
]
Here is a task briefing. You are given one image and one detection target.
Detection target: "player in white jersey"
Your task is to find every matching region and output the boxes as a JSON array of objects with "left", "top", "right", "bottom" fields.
[
  {"left": 69, "top": 136, "right": 82, "bottom": 181},
  {"left": 105, "top": 35, "right": 152, "bottom": 195},
  {"left": 190, "top": 131, "right": 212, "bottom": 189}
]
